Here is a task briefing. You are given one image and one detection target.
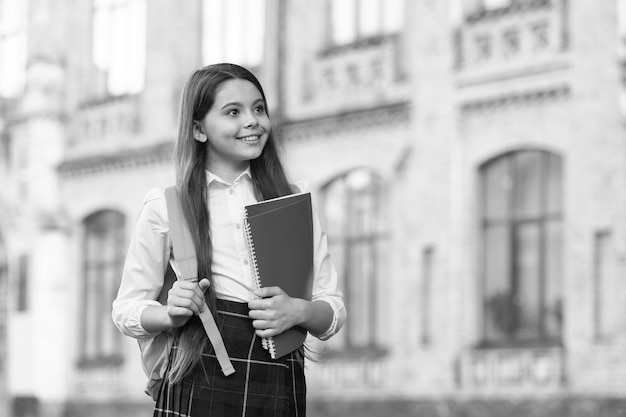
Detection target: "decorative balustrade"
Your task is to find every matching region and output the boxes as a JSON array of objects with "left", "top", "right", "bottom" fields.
[
  {"left": 291, "top": 34, "right": 409, "bottom": 119},
  {"left": 70, "top": 94, "right": 140, "bottom": 150},
  {"left": 459, "top": 347, "right": 564, "bottom": 393},
  {"left": 455, "top": 0, "right": 569, "bottom": 84}
]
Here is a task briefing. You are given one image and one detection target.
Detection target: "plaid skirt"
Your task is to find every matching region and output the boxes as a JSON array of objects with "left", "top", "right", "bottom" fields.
[{"left": 153, "top": 299, "right": 307, "bottom": 417}]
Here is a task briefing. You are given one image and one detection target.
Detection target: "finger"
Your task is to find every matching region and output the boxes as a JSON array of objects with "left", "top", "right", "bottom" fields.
[
  {"left": 198, "top": 278, "right": 211, "bottom": 292},
  {"left": 248, "top": 309, "right": 272, "bottom": 320},
  {"left": 255, "top": 328, "right": 278, "bottom": 338},
  {"left": 168, "top": 292, "right": 202, "bottom": 315},
  {"left": 254, "top": 286, "right": 284, "bottom": 298},
  {"left": 172, "top": 284, "right": 207, "bottom": 311},
  {"left": 248, "top": 298, "right": 267, "bottom": 310},
  {"left": 251, "top": 318, "right": 273, "bottom": 330},
  {"left": 167, "top": 305, "right": 194, "bottom": 318}
]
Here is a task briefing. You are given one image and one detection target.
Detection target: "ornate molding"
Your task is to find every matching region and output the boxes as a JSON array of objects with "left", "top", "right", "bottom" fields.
[
  {"left": 460, "top": 84, "right": 570, "bottom": 114},
  {"left": 465, "top": 0, "right": 553, "bottom": 24},
  {"left": 58, "top": 141, "right": 173, "bottom": 178},
  {"left": 278, "top": 102, "right": 410, "bottom": 142}
]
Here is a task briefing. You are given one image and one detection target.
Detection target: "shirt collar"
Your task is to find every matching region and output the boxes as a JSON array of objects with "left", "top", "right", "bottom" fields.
[{"left": 206, "top": 167, "right": 252, "bottom": 186}]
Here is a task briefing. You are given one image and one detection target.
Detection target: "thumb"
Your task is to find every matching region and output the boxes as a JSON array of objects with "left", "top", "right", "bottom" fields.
[{"left": 198, "top": 278, "right": 211, "bottom": 292}]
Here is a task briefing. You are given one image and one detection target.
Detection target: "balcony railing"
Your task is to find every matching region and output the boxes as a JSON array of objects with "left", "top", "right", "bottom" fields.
[
  {"left": 459, "top": 347, "right": 565, "bottom": 393},
  {"left": 69, "top": 94, "right": 140, "bottom": 154},
  {"left": 288, "top": 34, "right": 409, "bottom": 120},
  {"left": 455, "top": 0, "right": 569, "bottom": 85}
]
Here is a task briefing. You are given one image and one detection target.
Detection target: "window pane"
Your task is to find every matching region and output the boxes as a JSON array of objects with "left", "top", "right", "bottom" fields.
[
  {"left": 483, "top": 0, "right": 511, "bottom": 9},
  {"left": 515, "top": 222, "right": 541, "bottom": 339},
  {"left": 359, "top": 0, "right": 380, "bottom": 38},
  {"left": 483, "top": 156, "right": 511, "bottom": 220},
  {"left": 382, "top": 0, "right": 404, "bottom": 33},
  {"left": 544, "top": 220, "right": 562, "bottom": 338},
  {"left": 545, "top": 153, "right": 563, "bottom": 214},
  {"left": 92, "top": 0, "right": 146, "bottom": 95},
  {"left": 513, "top": 151, "right": 542, "bottom": 218},
  {"left": 347, "top": 241, "right": 375, "bottom": 346},
  {"left": 484, "top": 225, "right": 511, "bottom": 341},
  {"left": 0, "top": 0, "right": 27, "bottom": 98},
  {"left": 331, "top": 0, "right": 356, "bottom": 44},
  {"left": 203, "top": 0, "right": 265, "bottom": 67}
]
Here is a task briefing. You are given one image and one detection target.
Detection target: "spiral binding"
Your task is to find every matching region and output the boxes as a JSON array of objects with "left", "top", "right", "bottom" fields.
[{"left": 243, "top": 210, "right": 278, "bottom": 359}]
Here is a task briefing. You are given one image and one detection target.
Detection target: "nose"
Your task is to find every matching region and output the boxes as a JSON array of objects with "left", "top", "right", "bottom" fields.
[{"left": 244, "top": 111, "right": 259, "bottom": 128}]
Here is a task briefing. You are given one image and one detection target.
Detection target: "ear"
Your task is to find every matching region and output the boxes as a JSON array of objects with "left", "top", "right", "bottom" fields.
[{"left": 193, "top": 122, "right": 208, "bottom": 143}]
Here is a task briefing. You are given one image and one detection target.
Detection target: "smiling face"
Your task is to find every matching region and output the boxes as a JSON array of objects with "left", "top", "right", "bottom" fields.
[{"left": 194, "top": 78, "right": 271, "bottom": 180}]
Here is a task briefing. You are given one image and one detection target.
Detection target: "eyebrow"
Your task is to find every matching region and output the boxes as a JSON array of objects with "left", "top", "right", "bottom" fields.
[{"left": 220, "top": 98, "right": 265, "bottom": 110}]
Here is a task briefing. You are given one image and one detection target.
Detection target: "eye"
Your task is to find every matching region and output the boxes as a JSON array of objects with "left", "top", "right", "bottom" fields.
[
  {"left": 254, "top": 104, "right": 266, "bottom": 113},
  {"left": 226, "top": 108, "right": 239, "bottom": 116}
]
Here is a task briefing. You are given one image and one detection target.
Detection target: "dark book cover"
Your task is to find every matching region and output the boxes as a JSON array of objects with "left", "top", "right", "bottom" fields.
[{"left": 244, "top": 192, "right": 314, "bottom": 359}]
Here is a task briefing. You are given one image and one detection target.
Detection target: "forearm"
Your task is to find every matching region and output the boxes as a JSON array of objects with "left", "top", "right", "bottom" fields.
[
  {"left": 298, "top": 299, "right": 334, "bottom": 336},
  {"left": 140, "top": 305, "right": 177, "bottom": 334}
]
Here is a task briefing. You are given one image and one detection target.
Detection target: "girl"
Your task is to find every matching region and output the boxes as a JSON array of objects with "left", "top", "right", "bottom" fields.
[{"left": 112, "top": 63, "right": 346, "bottom": 416}]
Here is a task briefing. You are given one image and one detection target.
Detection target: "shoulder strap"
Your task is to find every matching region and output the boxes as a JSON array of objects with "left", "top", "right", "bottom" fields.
[
  {"left": 163, "top": 186, "right": 235, "bottom": 377},
  {"left": 164, "top": 187, "right": 198, "bottom": 280}
]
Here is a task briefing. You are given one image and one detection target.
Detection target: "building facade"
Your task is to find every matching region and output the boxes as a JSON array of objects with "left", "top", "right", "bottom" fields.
[{"left": 0, "top": 0, "right": 625, "bottom": 416}]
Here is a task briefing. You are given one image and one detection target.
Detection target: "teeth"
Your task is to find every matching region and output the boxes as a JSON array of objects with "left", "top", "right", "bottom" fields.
[{"left": 239, "top": 135, "right": 259, "bottom": 142}]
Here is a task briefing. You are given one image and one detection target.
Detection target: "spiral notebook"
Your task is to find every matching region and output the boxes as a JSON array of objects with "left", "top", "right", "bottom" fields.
[{"left": 244, "top": 192, "right": 314, "bottom": 359}]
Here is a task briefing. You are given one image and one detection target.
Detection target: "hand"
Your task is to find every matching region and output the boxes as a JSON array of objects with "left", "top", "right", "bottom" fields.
[
  {"left": 166, "top": 278, "right": 210, "bottom": 328},
  {"left": 248, "top": 286, "right": 305, "bottom": 338}
]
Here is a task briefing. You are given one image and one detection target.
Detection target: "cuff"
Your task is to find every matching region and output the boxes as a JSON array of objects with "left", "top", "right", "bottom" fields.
[
  {"left": 127, "top": 301, "right": 163, "bottom": 338},
  {"left": 310, "top": 298, "right": 345, "bottom": 341}
]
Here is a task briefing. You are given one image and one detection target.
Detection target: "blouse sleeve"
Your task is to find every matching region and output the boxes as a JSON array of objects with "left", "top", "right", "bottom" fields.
[{"left": 112, "top": 188, "right": 171, "bottom": 339}]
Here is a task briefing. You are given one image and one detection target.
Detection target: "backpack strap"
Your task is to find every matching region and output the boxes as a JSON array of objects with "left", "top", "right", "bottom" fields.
[{"left": 164, "top": 186, "right": 235, "bottom": 377}]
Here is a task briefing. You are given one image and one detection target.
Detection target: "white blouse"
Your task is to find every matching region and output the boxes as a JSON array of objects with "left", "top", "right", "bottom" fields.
[{"left": 112, "top": 169, "right": 346, "bottom": 341}]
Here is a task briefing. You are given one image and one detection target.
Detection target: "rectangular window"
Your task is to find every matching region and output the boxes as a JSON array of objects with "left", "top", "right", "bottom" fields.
[
  {"left": 0, "top": 0, "right": 27, "bottom": 98},
  {"left": 92, "top": 0, "right": 146, "bottom": 96},
  {"left": 593, "top": 229, "right": 622, "bottom": 340},
  {"left": 202, "top": 0, "right": 266, "bottom": 68},
  {"left": 330, "top": 0, "right": 404, "bottom": 45},
  {"left": 421, "top": 246, "right": 434, "bottom": 346},
  {"left": 17, "top": 254, "right": 28, "bottom": 312}
]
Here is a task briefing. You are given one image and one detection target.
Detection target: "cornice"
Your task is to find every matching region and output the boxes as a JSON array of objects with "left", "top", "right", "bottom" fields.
[
  {"left": 278, "top": 102, "right": 410, "bottom": 142},
  {"left": 460, "top": 84, "right": 570, "bottom": 114},
  {"left": 465, "top": 0, "right": 552, "bottom": 24},
  {"left": 58, "top": 141, "right": 173, "bottom": 178}
]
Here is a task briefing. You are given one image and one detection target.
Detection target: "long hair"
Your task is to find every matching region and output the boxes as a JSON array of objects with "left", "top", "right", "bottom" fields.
[{"left": 168, "top": 63, "right": 293, "bottom": 383}]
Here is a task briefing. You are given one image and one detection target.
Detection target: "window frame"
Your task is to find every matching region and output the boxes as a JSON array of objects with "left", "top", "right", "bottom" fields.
[
  {"left": 0, "top": 0, "right": 28, "bottom": 99},
  {"left": 321, "top": 169, "right": 387, "bottom": 355},
  {"left": 478, "top": 149, "right": 563, "bottom": 348},
  {"left": 91, "top": 0, "right": 146, "bottom": 97},
  {"left": 201, "top": 0, "right": 266, "bottom": 69},
  {"left": 328, "top": 0, "right": 404, "bottom": 47},
  {"left": 78, "top": 210, "right": 126, "bottom": 367}
]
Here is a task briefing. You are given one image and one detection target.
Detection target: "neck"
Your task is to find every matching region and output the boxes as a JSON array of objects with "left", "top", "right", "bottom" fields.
[{"left": 206, "top": 161, "right": 250, "bottom": 184}]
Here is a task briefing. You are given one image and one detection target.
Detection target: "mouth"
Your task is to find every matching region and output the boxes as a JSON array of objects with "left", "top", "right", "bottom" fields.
[{"left": 237, "top": 135, "right": 262, "bottom": 142}]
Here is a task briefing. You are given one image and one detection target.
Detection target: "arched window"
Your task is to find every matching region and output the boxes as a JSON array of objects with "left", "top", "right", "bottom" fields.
[
  {"left": 479, "top": 150, "right": 563, "bottom": 346},
  {"left": 80, "top": 210, "right": 125, "bottom": 366},
  {"left": 322, "top": 169, "right": 386, "bottom": 351}
]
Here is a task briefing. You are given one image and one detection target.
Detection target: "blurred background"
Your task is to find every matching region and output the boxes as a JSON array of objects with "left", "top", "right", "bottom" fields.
[{"left": 1, "top": 0, "right": 626, "bottom": 416}]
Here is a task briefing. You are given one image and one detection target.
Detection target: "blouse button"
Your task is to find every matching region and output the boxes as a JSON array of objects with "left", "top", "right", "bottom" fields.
[
  {"left": 243, "top": 259, "right": 249, "bottom": 265},
  {"left": 229, "top": 189, "right": 235, "bottom": 195}
]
